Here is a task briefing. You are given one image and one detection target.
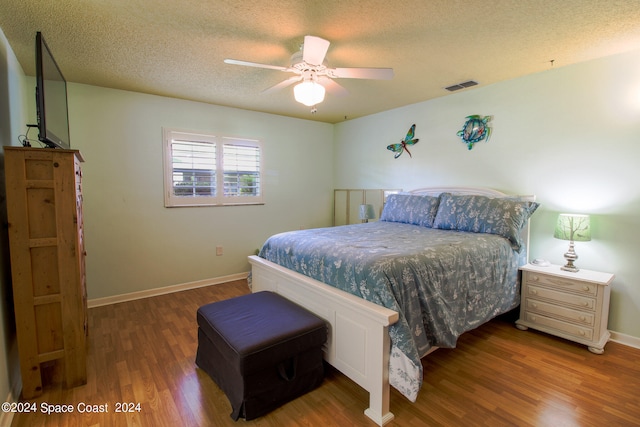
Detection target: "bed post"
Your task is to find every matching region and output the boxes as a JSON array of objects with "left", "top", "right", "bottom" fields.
[{"left": 363, "top": 325, "right": 394, "bottom": 426}]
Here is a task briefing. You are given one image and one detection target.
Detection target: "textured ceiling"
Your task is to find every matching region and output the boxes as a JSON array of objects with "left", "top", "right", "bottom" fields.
[{"left": 2, "top": 0, "right": 640, "bottom": 123}]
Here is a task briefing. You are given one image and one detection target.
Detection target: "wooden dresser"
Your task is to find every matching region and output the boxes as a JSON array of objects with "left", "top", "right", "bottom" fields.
[
  {"left": 4, "top": 146, "right": 87, "bottom": 398},
  {"left": 516, "top": 263, "right": 614, "bottom": 354}
]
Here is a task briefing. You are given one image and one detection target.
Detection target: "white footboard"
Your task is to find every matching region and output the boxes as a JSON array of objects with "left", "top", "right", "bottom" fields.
[{"left": 248, "top": 255, "right": 399, "bottom": 426}]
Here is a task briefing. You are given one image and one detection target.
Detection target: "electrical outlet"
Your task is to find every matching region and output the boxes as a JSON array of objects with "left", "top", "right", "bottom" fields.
[{"left": 216, "top": 246, "right": 223, "bottom": 256}]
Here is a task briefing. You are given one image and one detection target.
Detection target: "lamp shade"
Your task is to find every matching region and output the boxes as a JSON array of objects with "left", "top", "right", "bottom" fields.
[
  {"left": 294, "top": 81, "right": 325, "bottom": 106},
  {"left": 554, "top": 214, "right": 591, "bottom": 242},
  {"left": 359, "top": 204, "right": 376, "bottom": 221}
]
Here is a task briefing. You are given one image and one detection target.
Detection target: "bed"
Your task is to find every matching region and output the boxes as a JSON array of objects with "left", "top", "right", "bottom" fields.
[{"left": 248, "top": 187, "right": 538, "bottom": 425}]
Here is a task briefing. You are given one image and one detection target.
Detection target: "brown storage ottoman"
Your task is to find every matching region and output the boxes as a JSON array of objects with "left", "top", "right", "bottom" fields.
[{"left": 196, "top": 291, "right": 327, "bottom": 420}]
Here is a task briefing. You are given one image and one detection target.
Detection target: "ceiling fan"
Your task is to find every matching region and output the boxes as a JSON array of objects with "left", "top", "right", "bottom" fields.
[{"left": 224, "top": 35, "right": 394, "bottom": 107}]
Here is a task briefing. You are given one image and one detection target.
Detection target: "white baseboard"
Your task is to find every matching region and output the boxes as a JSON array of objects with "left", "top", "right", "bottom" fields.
[
  {"left": 88, "top": 272, "right": 249, "bottom": 308},
  {"left": 0, "top": 395, "right": 14, "bottom": 427},
  {"left": 609, "top": 330, "right": 640, "bottom": 350},
  {"left": 0, "top": 376, "right": 21, "bottom": 427}
]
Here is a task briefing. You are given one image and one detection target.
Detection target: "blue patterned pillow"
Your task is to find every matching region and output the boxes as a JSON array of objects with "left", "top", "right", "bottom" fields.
[
  {"left": 380, "top": 194, "right": 440, "bottom": 227},
  {"left": 433, "top": 193, "right": 539, "bottom": 252}
]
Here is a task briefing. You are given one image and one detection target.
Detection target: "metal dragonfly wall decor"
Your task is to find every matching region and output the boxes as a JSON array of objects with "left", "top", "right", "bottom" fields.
[{"left": 387, "top": 124, "right": 419, "bottom": 159}]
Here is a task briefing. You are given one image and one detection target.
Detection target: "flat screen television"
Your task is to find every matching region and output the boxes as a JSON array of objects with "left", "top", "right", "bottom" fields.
[{"left": 35, "top": 31, "right": 71, "bottom": 149}]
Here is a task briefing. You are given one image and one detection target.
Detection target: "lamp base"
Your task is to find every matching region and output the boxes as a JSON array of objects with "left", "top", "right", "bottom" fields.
[
  {"left": 561, "top": 241, "right": 580, "bottom": 272},
  {"left": 561, "top": 263, "right": 579, "bottom": 273}
]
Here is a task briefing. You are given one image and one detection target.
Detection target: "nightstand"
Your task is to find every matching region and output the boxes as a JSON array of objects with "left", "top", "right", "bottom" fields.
[{"left": 516, "top": 263, "right": 614, "bottom": 354}]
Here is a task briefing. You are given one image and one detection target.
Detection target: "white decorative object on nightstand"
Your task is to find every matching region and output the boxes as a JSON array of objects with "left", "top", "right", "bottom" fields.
[{"left": 516, "top": 263, "right": 614, "bottom": 354}]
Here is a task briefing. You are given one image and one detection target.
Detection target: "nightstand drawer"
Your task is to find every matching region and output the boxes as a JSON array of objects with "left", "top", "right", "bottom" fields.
[
  {"left": 524, "top": 272, "right": 598, "bottom": 296},
  {"left": 524, "top": 312, "right": 594, "bottom": 341},
  {"left": 525, "top": 298, "right": 595, "bottom": 326},
  {"left": 526, "top": 285, "right": 595, "bottom": 310}
]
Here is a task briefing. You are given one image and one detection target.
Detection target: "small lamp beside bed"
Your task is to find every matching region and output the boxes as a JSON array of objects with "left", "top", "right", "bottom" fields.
[
  {"left": 359, "top": 204, "right": 376, "bottom": 223},
  {"left": 554, "top": 213, "right": 591, "bottom": 272}
]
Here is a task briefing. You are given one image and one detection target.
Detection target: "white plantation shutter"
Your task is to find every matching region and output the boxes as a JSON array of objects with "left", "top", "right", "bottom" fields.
[
  {"left": 163, "top": 129, "right": 263, "bottom": 207},
  {"left": 223, "top": 138, "right": 262, "bottom": 198},
  {"left": 171, "top": 139, "right": 217, "bottom": 197}
]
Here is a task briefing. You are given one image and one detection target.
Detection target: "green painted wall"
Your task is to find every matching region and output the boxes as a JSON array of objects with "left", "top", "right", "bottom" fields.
[
  {"left": 333, "top": 48, "right": 640, "bottom": 339},
  {"left": 0, "top": 25, "right": 29, "bottom": 407},
  {"left": 67, "top": 84, "right": 335, "bottom": 299}
]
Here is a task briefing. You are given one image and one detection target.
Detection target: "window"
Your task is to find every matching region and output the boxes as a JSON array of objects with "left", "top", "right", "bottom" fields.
[{"left": 163, "top": 129, "right": 263, "bottom": 207}]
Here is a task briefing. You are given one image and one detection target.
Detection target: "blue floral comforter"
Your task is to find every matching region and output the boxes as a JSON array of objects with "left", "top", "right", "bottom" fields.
[{"left": 258, "top": 221, "right": 524, "bottom": 401}]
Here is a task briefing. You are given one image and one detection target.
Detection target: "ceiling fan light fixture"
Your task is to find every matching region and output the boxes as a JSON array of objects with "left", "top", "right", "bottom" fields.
[
  {"left": 294, "top": 80, "right": 325, "bottom": 106},
  {"left": 225, "top": 35, "right": 393, "bottom": 108}
]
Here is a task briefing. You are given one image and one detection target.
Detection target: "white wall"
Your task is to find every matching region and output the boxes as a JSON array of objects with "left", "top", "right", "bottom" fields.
[
  {"left": 65, "top": 84, "right": 335, "bottom": 299},
  {"left": 333, "top": 48, "right": 640, "bottom": 340}
]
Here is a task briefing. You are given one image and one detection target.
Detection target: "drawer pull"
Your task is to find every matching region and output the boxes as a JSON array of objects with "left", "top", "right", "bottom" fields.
[
  {"left": 583, "top": 302, "right": 589, "bottom": 306},
  {"left": 530, "top": 289, "right": 538, "bottom": 295},
  {"left": 579, "top": 330, "right": 586, "bottom": 336},
  {"left": 531, "top": 275, "right": 539, "bottom": 282},
  {"left": 582, "top": 286, "right": 590, "bottom": 291},
  {"left": 579, "top": 316, "right": 586, "bottom": 322},
  {"left": 532, "top": 303, "right": 538, "bottom": 309}
]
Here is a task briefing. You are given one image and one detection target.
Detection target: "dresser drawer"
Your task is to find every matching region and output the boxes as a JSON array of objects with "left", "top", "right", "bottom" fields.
[
  {"left": 525, "top": 298, "right": 595, "bottom": 326},
  {"left": 524, "top": 272, "right": 598, "bottom": 296},
  {"left": 524, "top": 312, "right": 594, "bottom": 341},
  {"left": 525, "top": 285, "right": 595, "bottom": 310}
]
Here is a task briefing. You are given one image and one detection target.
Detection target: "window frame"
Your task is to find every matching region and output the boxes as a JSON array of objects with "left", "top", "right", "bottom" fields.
[{"left": 163, "top": 128, "right": 264, "bottom": 207}]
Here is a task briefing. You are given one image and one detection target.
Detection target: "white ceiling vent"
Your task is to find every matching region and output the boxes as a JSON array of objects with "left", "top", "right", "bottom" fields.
[{"left": 444, "top": 80, "right": 479, "bottom": 92}]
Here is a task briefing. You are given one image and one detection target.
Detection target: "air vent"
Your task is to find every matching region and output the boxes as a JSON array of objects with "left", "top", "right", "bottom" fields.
[{"left": 444, "top": 80, "right": 479, "bottom": 92}]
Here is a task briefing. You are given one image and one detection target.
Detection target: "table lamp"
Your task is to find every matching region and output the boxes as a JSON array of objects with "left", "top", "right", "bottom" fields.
[
  {"left": 553, "top": 213, "right": 591, "bottom": 272},
  {"left": 359, "top": 204, "right": 375, "bottom": 223}
]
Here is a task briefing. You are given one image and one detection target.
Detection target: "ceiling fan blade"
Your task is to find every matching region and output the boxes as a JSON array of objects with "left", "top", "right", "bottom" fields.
[
  {"left": 224, "top": 58, "right": 289, "bottom": 72},
  {"left": 331, "top": 67, "right": 394, "bottom": 80},
  {"left": 302, "top": 35, "right": 330, "bottom": 66},
  {"left": 319, "top": 77, "right": 349, "bottom": 97},
  {"left": 262, "top": 76, "right": 302, "bottom": 94}
]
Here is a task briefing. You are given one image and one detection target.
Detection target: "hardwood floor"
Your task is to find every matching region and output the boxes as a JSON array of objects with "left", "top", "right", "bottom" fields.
[{"left": 11, "top": 279, "right": 640, "bottom": 427}]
